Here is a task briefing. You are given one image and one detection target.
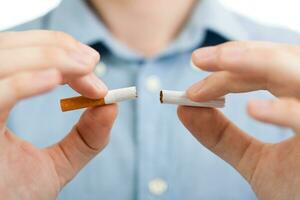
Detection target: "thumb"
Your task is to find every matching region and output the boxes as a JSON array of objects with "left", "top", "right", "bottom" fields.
[
  {"left": 177, "top": 106, "right": 265, "bottom": 182},
  {"left": 46, "top": 104, "right": 117, "bottom": 187}
]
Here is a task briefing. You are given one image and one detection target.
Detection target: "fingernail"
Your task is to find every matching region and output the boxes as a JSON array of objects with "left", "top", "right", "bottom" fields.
[
  {"left": 193, "top": 46, "right": 217, "bottom": 61},
  {"left": 71, "top": 44, "right": 100, "bottom": 66},
  {"left": 80, "top": 43, "right": 100, "bottom": 60},
  {"left": 37, "top": 69, "right": 62, "bottom": 83},
  {"left": 39, "top": 68, "right": 60, "bottom": 78},
  {"left": 92, "top": 74, "right": 108, "bottom": 93}
]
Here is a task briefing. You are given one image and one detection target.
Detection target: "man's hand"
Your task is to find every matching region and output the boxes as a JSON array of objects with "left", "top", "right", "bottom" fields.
[
  {"left": 0, "top": 31, "right": 117, "bottom": 199},
  {"left": 187, "top": 41, "right": 300, "bottom": 101},
  {"left": 178, "top": 41, "right": 300, "bottom": 200}
]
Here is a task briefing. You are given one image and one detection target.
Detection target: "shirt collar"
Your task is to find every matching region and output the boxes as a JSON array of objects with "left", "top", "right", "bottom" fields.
[
  {"left": 48, "top": 0, "right": 249, "bottom": 60},
  {"left": 193, "top": 0, "right": 249, "bottom": 41},
  {"left": 48, "top": 0, "right": 142, "bottom": 59},
  {"left": 48, "top": 0, "right": 107, "bottom": 44}
]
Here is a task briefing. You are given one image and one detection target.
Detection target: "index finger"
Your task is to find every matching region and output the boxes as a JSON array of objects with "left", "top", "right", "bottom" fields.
[
  {"left": 68, "top": 73, "right": 108, "bottom": 99},
  {"left": 192, "top": 41, "right": 285, "bottom": 74},
  {"left": 189, "top": 41, "right": 300, "bottom": 101},
  {"left": 187, "top": 71, "right": 266, "bottom": 102}
]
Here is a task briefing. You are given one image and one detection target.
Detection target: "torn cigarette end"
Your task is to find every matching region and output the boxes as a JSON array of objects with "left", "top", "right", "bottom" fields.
[
  {"left": 60, "top": 87, "right": 137, "bottom": 112},
  {"left": 160, "top": 90, "right": 225, "bottom": 108}
]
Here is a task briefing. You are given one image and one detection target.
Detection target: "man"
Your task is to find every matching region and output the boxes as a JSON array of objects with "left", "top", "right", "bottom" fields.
[{"left": 6, "top": 0, "right": 300, "bottom": 199}]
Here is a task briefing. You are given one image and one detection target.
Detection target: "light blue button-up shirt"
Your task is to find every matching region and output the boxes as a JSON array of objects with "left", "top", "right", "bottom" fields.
[{"left": 8, "top": 0, "right": 300, "bottom": 199}]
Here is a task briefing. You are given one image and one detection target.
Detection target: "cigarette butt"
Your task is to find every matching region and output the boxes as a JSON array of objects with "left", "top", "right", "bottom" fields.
[
  {"left": 160, "top": 90, "right": 225, "bottom": 108},
  {"left": 60, "top": 87, "right": 137, "bottom": 112}
]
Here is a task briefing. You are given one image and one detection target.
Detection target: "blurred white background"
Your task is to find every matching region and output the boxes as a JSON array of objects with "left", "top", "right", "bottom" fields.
[
  {"left": 220, "top": 0, "right": 300, "bottom": 32},
  {"left": 0, "top": 0, "right": 300, "bottom": 32},
  {"left": 0, "top": 0, "right": 61, "bottom": 30}
]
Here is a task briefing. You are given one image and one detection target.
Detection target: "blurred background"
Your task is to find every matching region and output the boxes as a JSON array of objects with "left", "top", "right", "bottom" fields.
[
  {"left": 0, "top": 0, "right": 61, "bottom": 30},
  {"left": 220, "top": 0, "right": 300, "bottom": 32},
  {"left": 1, "top": 0, "right": 300, "bottom": 32}
]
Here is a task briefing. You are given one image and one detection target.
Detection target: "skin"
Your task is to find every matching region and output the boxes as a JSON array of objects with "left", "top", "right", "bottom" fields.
[
  {"left": 178, "top": 41, "right": 300, "bottom": 200},
  {"left": 2, "top": 1, "right": 300, "bottom": 199},
  {"left": 0, "top": 30, "right": 117, "bottom": 199},
  {"left": 89, "top": 0, "right": 196, "bottom": 57},
  {"left": 0, "top": 1, "right": 197, "bottom": 198}
]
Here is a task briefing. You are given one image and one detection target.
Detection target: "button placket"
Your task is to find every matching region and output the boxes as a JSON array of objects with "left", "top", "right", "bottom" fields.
[{"left": 136, "top": 60, "right": 168, "bottom": 200}]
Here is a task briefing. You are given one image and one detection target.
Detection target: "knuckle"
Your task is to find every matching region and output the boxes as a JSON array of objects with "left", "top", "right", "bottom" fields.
[
  {"left": 80, "top": 62, "right": 93, "bottom": 75},
  {"left": 215, "top": 72, "right": 235, "bottom": 93},
  {"left": 52, "top": 31, "right": 73, "bottom": 42},
  {"left": 37, "top": 46, "right": 66, "bottom": 65},
  {"left": 79, "top": 58, "right": 99, "bottom": 75},
  {"left": 51, "top": 31, "right": 78, "bottom": 50},
  {"left": 223, "top": 72, "right": 237, "bottom": 90}
]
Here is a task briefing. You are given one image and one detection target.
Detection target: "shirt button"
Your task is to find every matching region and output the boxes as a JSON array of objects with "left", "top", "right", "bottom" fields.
[
  {"left": 148, "top": 178, "right": 168, "bottom": 196},
  {"left": 146, "top": 75, "right": 161, "bottom": 93},
  {"left": 94, "top": 62, "right": 107, "bottom": 77}
]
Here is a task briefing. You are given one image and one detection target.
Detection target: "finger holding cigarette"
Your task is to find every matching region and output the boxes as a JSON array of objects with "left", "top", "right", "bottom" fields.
[
  {"left": 60, "top": 87, "right": 225, "bottom": 112},
  {"left": 160, "top": 90, "right": 225, "bottom": 108},
  {"left": 60, "top": 87, "right": 137, "bottom": 112}
]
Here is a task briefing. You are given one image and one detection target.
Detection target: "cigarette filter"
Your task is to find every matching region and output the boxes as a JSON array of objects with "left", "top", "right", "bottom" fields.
[
  {"left": 160, "top": 90, "right": 225, "bottom": 108},
  {"left": 60, "top": 87, "right": 137, "bottom": 112}
]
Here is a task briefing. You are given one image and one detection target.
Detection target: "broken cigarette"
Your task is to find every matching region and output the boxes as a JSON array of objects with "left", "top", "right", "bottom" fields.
[
  {"left": 160, "top": 90, "right": 225, "bottom": 108},
  {"left": 60, "top": 87, "right": 137, "bottom": 112}
]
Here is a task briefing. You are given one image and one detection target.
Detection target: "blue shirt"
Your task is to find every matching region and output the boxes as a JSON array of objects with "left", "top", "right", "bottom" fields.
[{"left": 8, "top": 0, "right": 300, "bottom": 199}]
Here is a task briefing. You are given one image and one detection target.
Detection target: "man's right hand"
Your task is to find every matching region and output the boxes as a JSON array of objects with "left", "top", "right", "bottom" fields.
[{"left": 0, "top": 30, "right": 117, "bottom": 199}]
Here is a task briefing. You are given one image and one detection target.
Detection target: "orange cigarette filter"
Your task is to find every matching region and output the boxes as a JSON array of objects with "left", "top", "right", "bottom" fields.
[
  {"left": 60, "top": 96, "right": 105, "bottom": 112},
  {"left": 60, "top": 87, "right": 137, "bottom": 112}
]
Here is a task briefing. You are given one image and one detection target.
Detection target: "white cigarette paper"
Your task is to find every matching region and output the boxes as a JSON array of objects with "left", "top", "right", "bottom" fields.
[
  {"left": 160, "top": 90, "right": 225, "bottom": 108},
  {"left": 60, "top": 87, "right": 138, "bottom": 112},
  {"left": 104, "top": 87, "right": 137, "bottom": 104}
]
